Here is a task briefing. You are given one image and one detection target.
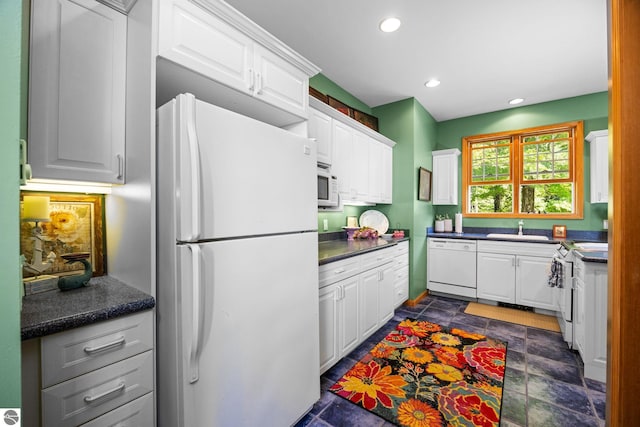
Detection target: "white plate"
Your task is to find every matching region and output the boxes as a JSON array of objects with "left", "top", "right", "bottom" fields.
[{"left": 359, "top": 210, "right": 389, "bottom": 234}]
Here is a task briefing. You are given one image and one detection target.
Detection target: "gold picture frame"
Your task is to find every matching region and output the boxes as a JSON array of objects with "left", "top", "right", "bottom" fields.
[
  {"left": 20, "top": 192, "right": 105, "bottom": 277},
  {"left": 552, "top": 224, "right": 567, "bottom": 239}
]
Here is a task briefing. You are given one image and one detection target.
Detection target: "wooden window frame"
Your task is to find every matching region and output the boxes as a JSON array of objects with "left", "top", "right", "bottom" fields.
[{"left": 462, "top": 121, "right": 584, "bottom": 219}]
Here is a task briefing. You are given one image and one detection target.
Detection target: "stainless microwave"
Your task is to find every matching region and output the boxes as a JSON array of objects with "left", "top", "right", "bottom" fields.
[{"left": 318, "top": 167, "right": 339, "bottom": 207}]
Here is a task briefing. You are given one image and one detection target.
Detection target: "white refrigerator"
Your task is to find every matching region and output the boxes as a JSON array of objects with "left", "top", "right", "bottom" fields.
[{"left": 156, "top": 93, "right": 320, "bottom": 426}]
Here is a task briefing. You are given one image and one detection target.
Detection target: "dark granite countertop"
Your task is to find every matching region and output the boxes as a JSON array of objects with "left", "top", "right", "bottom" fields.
[
  {"left": 425, "top": 226, "right": 608, "bottom": 263},
  {"left": 426, "top": 231, "right": 562, "bottom": 244},
  {"left": 21, "top": 276, "right": 155, "bottom": 341},
  {"left": 319, "top": 236, "right": 409, "bottom": 265},
  {"left": 573, "top": 250, "right": 608, "bottom": 263}
]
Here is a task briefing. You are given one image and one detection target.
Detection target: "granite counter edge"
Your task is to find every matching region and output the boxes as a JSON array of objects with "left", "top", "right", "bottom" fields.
[{"left": 21, "top": 277, "right": 155, "bottom": 341}]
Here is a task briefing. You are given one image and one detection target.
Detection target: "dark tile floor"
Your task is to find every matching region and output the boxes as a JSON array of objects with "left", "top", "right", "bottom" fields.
[{"left": 295, "top": 294, "right": 606, "bottom": 427}]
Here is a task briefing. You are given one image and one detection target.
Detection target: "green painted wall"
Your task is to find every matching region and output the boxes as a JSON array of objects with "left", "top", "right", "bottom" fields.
[
  {"left": 310, "top": 74, "right": 373, "bottom": 115},
  {"left": 436, "top": 92, "right": 609, "bottom": 232},
  {"left": 371, "top": 98, "right": 438, "bottom": 300},
  {"left": 0, "top": 0, "right": 25, "bottom": 408}
]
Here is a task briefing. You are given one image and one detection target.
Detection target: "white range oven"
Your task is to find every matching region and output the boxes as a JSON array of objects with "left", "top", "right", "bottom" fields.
[{"left": 552, "top": 244, "right": 575, "bottom": 348}]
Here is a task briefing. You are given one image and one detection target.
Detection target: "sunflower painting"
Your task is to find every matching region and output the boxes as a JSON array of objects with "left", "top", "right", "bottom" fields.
[
  {"left": 330, "top": 318, "right": 506, "bottom": 426},
  {"left": 20, "top": 193, "right": 105, "bottom": 277}
]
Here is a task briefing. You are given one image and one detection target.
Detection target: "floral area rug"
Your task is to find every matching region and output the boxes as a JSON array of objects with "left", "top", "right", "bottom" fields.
[{"left": 329, "top": 318, "right": 507, "bottom": 426}]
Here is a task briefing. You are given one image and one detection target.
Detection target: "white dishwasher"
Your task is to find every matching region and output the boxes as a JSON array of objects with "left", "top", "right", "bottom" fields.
[{"left": 427, "top": 238, "right": 477, "bottom": 298}]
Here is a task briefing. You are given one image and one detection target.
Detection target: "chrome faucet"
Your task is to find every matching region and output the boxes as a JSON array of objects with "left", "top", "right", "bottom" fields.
[{"left": 518, "top": 220, "right": 524, "bottom": 235}]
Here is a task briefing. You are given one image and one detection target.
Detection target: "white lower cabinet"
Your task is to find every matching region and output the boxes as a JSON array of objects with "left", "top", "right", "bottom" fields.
[
  {"left": 22, "top": 311, "right": 155, "bottom": 427},
  {"left": 573, "top": 258, "right": 608, "bottom": 382},
  {"left": 319, "top": 244, "right": 402, "bottom": 374},
  {"left": 318, "top": 275, "right": 359, "bottom": 374},
  {"left": 393, "top": 241, "right": 410, "bottom": 308},
  {"left": 476, "top": 241, "right": 558, "bottom": 310},
  {"left": 516, "top": 255, "right": 557, "bottom": 310},
  {"left": 476, "top": 252, "right": 515, "bottom": 303},
  {"left": 360, "top": 268, "right": 380, "bottom": 340}
]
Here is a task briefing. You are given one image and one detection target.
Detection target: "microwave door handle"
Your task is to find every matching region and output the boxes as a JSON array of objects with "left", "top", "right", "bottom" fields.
[{"left": 185, "top": 94, "right": 201, "bottom": 241}]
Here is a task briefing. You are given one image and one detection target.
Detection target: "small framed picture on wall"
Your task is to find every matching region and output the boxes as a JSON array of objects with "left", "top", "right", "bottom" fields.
[
  {"left": 552, "top": 224, "right": 567, "bottom": 239},
  {"left": 418, "top": 167, "right": 432, "bottom": 201}
]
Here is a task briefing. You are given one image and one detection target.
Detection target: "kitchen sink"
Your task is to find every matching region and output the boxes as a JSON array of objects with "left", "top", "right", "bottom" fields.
[
  {"left": 573, "top": 242, "right": 608, "bottom": 251},
  {"left": 486, "top": 233, "right": 550, "bottom": 241}
]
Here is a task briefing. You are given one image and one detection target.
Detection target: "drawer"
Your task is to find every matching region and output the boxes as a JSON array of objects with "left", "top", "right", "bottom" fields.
[
  {"left": 42, "top": 310, "right": 153, "bottom": 387},
  {"left": 42, "top": 350, "right": 154, "bottom": 427},
  {"left": 394, "top": 265, "right": 409, "bottom": 283},
  {"left": 360, "top": 247, "right": 394, "bottom": 271},
  {"left": 394, "top": 240, "right": 409, "bottom": 254},
  {"left": 81, "top": 392, "right": 154, "bottom": 427},
  {"left": 394, "top": 282, "right": 409, "bottom": 305},
  {"left": 394, "top": 254, "right": 409, "bottom": 269},
  {"left": 319, "top": 256, "right": 361, "bottom": 288}
]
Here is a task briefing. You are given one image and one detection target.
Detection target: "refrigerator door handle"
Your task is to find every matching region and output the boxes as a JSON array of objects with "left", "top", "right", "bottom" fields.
[
  {"left": 188, "top": 244, "right": 203, "bottom": 384},
  {"left": 185, "top": 94, "right": 201, "bottom": 241}
]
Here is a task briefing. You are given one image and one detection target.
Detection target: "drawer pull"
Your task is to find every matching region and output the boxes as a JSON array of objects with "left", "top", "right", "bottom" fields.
[
  {"left": 334, "top": 268, "right": 346, "bottom": 274},
  {"left": 84, "top": 381, "right": 125, "bottom": 404},
  {"left": 83, "top": 336, "right": 126, "bottom": 354}
]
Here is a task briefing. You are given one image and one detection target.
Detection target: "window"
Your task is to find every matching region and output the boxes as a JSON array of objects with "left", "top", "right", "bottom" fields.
[{"left": 462, "top": 121, "right": 584, "bottom": 218}]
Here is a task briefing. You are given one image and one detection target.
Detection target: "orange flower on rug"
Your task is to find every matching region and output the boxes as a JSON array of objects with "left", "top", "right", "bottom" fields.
[{"left": 329, "top": 318, "right": 506, "bottom": 426}]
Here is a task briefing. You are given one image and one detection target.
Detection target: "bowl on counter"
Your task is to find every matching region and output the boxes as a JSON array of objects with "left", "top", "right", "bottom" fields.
[{"left": 342, "top": 226, "right": 359, "bottom": 241}]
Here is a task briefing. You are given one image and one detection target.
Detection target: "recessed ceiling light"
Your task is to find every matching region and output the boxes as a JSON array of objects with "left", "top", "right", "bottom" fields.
[
  {"left": 509, "top": 98, "right": 525, "bottom": 105},
  {"left": 425, "top": 79, "right": 441, "bottom": 88},
  {"left": 379, "top": 17, "right": 401, "bottom": 33}
]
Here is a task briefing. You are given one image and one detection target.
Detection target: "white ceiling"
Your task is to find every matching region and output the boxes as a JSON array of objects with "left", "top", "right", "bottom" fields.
[{"left": 224, "top": 0, "right": 608, "bottom": 122}]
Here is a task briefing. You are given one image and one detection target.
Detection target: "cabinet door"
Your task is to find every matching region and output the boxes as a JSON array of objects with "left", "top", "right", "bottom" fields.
[
  {"left": 432, "top": 150, "right": 460, "bottom": 205},
  {"left": 352, "top": 132, "right": 371, "bottom": 202},
  {"left": 339, "top": 277, "right": 360, "bottom": 357},
  {"left": 253, "top": 44, "right": 308, "bottom": 119},
  {"left": 378, "top": 263, "right": 396, "bottom": 324},
  {"left": 573, "top": 276, "right": 586, "bottom": 359},
  {"left": 381, "top": 144, "right": 393, "bottom": 203},
  {"left": 319, "top": 285, "right": 339, "bottom": 374},
  {"left": 332, "top": 120, "right": 354, "bottom": 197},
  {"left": 584, "top": 263, "right": 608, "bottom": 382},
  {"left": 589, "top": 134, "right": 609, "bottom": 203},
  {"left": 368, "top": 140, "right": 383, "bottom": 203},
  {"left": 476, "top": 252, "right": 515, "bottom": 303},
  {"left": 29, "top": 0, "right": 126, "bottom": 183},
  {"left": 309, "top": 108, "right": 333, "bottom": 166},
  {"left": 515, "top": 255, "right": 556, "bottom": 310},
  {"left": 360, "top": 269, "right": 380, "bottom": 340},
  {"left": 158, "top": 0, "right": 252, "bottom": 96}
]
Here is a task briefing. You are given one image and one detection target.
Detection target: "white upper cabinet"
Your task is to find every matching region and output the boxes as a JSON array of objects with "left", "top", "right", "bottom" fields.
[
  {"left": 308, "top": 108, "right": 333, "bottom": 166},
  {"left": 381, "top": 144, "right": 393, "bottom": 204},
  {"left": 157, "top": 0, "right": 319, "bottom": 126},
  {"left": 29, "top": 0, "right": 127, "bottom": 183},
  {"left": 331, "top": 120, "right": 355, "bottom": 197},
  {"left": 432, "top": 149, "right": 461, "bottom": 205},
  {"left": 586, "top": 130, "right": 609, "bottom": 204},
  {"left": 310, "top": 97, "right": 395, "bottom": 205}
]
